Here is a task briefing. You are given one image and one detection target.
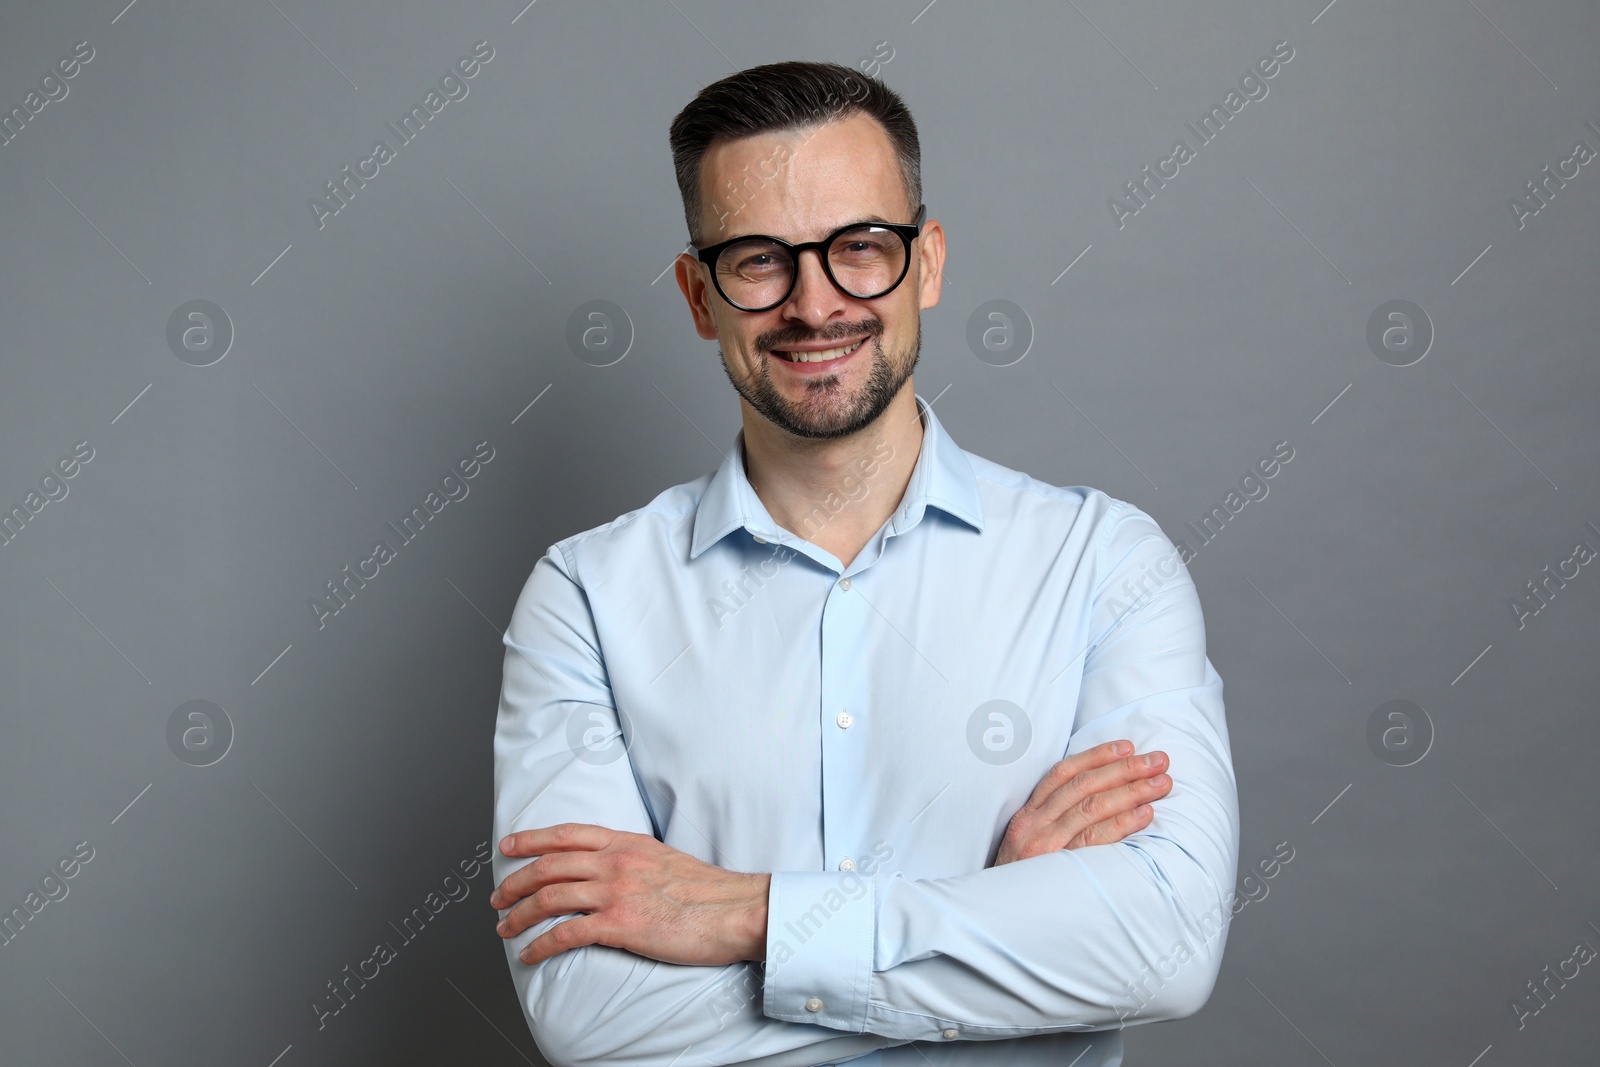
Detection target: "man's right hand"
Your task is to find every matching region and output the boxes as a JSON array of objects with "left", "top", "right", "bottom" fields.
[{"left": 992, "top": 740, "right": 1171, "bottom": 866}]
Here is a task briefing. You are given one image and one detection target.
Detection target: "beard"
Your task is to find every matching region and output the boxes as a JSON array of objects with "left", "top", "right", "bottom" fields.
[{"left": 720, "top": 317, "right": 921, "bottom": 441}]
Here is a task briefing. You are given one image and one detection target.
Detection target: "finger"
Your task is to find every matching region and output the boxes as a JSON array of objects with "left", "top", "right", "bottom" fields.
[
  {"left": 1015, "top": 740, "right": 1135, "bottom": 816},
  {"left": 996, "top": 751, "right": 1169, "bottom": 863},
  {"left": 499, "top": 822, "right": 614, "bottom": 858},
  {"left": 489, "top": 851, "right": 603, "bottom": 911},
  {"left": 500, "top": 879, "right": 605, "bottom": 940},
  {"left": 1049, "top": 767, "right": 1177, "bottom": 844},
  {"left": 518, "top": 913, "right": 605, "bottom": 965},
  {"left": 1032, "top": 750, "right": 1168, "bottom": 827},
  {"left": 1070, "top": 801, "right": 1157, "bottom": 850}
]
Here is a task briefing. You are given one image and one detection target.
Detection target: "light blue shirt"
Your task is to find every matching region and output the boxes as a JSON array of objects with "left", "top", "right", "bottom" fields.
[{"left": 493, "top": 394, "right": 1239, "bottom": 1066}]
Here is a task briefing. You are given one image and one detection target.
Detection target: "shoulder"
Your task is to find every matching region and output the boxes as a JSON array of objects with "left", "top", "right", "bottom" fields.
[
  {"left": 961, "top": 448, "right": 1132, "bottom": 537},
  {"left": 961, "top": 446, "right": 1182, "bottom": 574},
  {"left": 542, "top": 472, "right": 711, "bottom": 585}
]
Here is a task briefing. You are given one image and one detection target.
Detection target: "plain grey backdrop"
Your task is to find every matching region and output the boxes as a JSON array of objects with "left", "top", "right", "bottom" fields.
[{"left": 2, "top": 0, "right": 1597, "bottom": 1064}]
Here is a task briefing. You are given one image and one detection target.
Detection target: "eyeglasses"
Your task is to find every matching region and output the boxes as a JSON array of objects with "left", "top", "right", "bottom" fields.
[{"left": 695, "top": 204, "right": 926, "bottom": 312}]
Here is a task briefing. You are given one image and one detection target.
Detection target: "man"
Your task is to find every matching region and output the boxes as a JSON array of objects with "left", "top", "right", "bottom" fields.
[{"left": 489, "top": 61, "right": 1239, "bottom": 1066}]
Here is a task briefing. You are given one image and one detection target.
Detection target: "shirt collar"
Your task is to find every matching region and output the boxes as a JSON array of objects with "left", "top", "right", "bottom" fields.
[{"left": 689, "top": 393, "right": 985, "bottom": 560}]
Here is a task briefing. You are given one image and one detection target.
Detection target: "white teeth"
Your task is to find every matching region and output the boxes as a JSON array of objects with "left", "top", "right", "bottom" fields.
[{"left": 776, "top": 338, "right": 865, "bottom": 363}]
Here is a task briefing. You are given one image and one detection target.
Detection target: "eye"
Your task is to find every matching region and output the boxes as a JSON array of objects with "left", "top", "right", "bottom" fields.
[{"left": 735, "top": 252, "right": 784, "bottom": 273}]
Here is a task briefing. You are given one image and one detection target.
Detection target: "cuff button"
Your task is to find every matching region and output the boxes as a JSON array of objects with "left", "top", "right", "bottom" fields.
[
  {"left": 805, "top": 997, "right": 824, "bottom": 1012},
  {"left": 941, "top": 1028, "right": 959, "bottom": 1039}
]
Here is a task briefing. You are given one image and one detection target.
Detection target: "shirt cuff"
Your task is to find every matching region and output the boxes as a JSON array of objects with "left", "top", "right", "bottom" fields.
[{"left": 762, "top": 870, "right": 876, "bottom": 1031}]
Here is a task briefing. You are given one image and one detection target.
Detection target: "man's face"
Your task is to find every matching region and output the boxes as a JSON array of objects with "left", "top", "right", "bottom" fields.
[{"left": 676, "top": 111, "right": 944, "bottom": 440}]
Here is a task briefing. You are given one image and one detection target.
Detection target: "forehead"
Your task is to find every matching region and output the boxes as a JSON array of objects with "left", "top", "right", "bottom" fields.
[{"left": 698, "top": 111, "right": 910, "bottom": 241}]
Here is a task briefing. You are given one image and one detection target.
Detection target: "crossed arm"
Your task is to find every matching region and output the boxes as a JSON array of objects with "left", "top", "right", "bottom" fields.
[
  {"left": 489, "top": 739, "right": 1177, "bottom": 979},
  {"left": 490, "top": 739, "right": 1173, "bottom": 968}
]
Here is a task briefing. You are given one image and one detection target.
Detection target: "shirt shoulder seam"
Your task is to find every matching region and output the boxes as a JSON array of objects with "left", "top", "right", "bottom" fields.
[{"left": 552, "top": 478, "right": 709, "bottom": 581}]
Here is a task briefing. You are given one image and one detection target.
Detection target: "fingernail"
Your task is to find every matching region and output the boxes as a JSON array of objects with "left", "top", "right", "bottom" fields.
[
  {"left": 1113, "top": 741, "right": 1131, "bottom": 756},
  {"left": 500, "top": 836, "right": 514, "bottom": 853},
  {"left": 1135, "top": 804, "right": 1152, "bottom": 817},
  {"left": 1143, "top": 753, "right": 1162, "bottom": 768}
]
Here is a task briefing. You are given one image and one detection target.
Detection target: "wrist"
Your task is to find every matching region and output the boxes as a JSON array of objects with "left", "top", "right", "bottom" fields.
[{"left": 743, "top": 873, "right": 771, "bottom": 962}]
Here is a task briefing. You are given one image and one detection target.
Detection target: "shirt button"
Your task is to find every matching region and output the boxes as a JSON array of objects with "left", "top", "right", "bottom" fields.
[
  {"left": 836, "top": 711, "right": 854, "bottom": 729},
  {"left": 838, "top": 857, "right": 856, "bottom": 872},
  {"left": 838, "top": 576, "right": 852, "bottom": 590},
  {"left": 942, "top": 1028, "right": 959, "bottom": 1039},
  {"left": 753, "top": 534, "right": 767, "bottom": 544},
  {"left": 805, "top": 997, "right": 824, "bottom": 1012}
]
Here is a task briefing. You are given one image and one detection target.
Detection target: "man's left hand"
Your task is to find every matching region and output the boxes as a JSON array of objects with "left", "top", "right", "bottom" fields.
[{"left": 490, "top": 823, "right": 770, "bottom": 967}]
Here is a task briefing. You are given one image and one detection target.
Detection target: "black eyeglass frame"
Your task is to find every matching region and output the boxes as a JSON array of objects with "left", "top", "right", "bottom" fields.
[{"left": 694, "top": 204, "right": 927, "bottom": 312}]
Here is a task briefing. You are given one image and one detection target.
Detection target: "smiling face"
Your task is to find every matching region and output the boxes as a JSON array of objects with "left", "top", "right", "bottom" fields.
[{"left": 677, "top": 111, "right": 943, "bottom": 441}]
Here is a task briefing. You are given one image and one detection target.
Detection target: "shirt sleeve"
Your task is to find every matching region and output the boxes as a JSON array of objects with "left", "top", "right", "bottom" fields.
[
  {"left": 493, "top": 546, "right": 907, "bottom": 1067},
  {"left": 761, "top": 501, "right": 1241, "bottom": 1041}
]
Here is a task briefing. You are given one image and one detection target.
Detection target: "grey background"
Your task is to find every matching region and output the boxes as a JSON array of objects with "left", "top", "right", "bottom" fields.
[{"left": 1, "top": 0, "right": 1596, "bottom": 1064}]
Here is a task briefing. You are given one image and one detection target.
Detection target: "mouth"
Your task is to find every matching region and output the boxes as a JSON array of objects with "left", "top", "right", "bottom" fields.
[{"left": 768, "top": 337, "right": 868, "bottom": 366}]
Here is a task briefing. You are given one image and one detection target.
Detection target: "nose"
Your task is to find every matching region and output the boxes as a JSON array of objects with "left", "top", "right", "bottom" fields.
[{"left": 783, "top": 246, "right": 849, "bottom": 320}]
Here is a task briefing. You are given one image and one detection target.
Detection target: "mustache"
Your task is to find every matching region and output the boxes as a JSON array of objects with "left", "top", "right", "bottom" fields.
[{"left": 758, "top": 320, "right": 881, "bottom": 350}]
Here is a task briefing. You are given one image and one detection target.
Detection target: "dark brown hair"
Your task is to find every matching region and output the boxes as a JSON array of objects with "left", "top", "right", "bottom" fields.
[{"left": 668, "top": 60, "right": 921, "bottom": 246}]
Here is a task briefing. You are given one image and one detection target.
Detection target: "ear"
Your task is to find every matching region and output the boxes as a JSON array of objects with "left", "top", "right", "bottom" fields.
[
  {"left": 675, "top": 253, "right": 720, "bottom": 340},
  {"left": 915, "top": 217, "right": 945, "bottom": 312}
]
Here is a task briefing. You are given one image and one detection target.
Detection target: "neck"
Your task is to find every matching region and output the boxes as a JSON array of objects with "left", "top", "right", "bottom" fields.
[{"left": 740, "top": 385, "right": 925, "bottom": 569}]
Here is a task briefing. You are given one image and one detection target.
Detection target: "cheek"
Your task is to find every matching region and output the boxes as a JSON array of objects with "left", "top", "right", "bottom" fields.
[
  {"left": 734, "top": 340, "right": 772, "bottom": 379},
  {"left": 881, "top": 312, "right": 918, "bottom": 360}
]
